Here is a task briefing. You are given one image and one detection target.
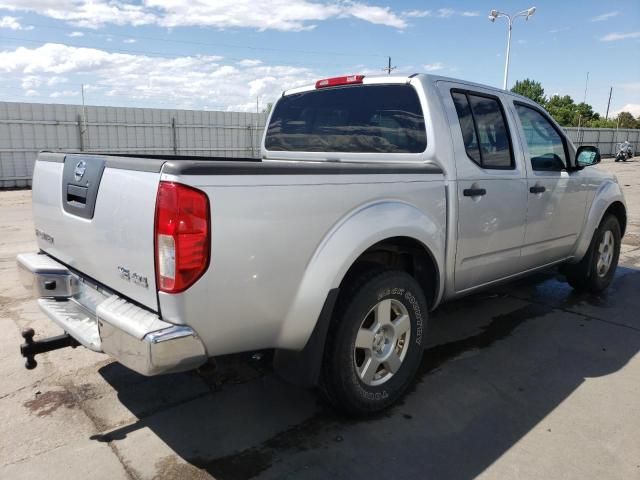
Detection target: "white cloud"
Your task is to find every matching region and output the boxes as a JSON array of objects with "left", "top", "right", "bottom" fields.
[
  {"left": 0, "top": 1, "right": 414, "bottom": 31},
  {"left": 68, "top": 31, "right": 84, "bottom": 37},
  {"left": 0, "top": 43, "right": 318, "bottom": 111},
  {"left": 123, "top": 38, "right": 136, "bottom": 43},
  {"left": 601, "top": 31, "right": 640, "bottom": 41},
  {"left": 461, "top": 11, "right": 479, "bottom": 17},
  {"left": 342, "top": 2, "right": 406, "bottom": 29},
  {"left": 50, "top": 90, "right": 78, "bottom": 98},
  {"left": 437, "top": 8, "right": 455, "bottom": 18},
  {"left": 402, "top": 10, "right": 430, "bottom": 18},
  {"left": 591, "top": 11, "right": 619, "bottom": 22},
  {"left": 0, "top": 15, "right": 32, "bottom": 30},
  {"left": 238, "top": 59, "right": 263, "bottom": 67},
  {"left": 0, "top": 0, "right": 156, "bottom": 29},
  {"left": 424, "top": 62, "right": 444, "bottom": 71},
  {"left": 612, "top": 104, "right": 640, "bottom": 117}
]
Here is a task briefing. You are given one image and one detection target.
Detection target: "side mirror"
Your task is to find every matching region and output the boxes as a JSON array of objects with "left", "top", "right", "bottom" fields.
[{"left": 576, "top": 145, "right": 600, "bottom": 168}]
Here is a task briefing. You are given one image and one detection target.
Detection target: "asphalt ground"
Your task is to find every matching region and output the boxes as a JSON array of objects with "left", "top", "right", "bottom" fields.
[{"left": 1, "top": 158, "right": 639, "bottom": 480}]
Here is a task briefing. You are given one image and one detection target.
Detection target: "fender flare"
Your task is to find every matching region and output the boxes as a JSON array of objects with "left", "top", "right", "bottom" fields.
[
  {"left": 572, "top": 180, "right": 626, "bottom": 262},
  {"left": 276, "top": 199, "right": 445, "bottom": 351}
]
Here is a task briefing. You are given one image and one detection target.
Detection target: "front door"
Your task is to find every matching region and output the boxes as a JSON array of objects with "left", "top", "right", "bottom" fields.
[
  {"left": 446, "top": 87, "right": 528, "bottom": 292},
  {"left": 512, "top": 102, "right": 587, "bottom": 267}
]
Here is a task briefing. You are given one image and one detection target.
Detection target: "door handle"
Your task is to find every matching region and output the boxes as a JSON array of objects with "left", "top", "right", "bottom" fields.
[
  {"left": 529, "top": 185, "right": 546, "bottom": 194},
  {"left": 463, "top": 188, "right": 487, "bottom": 197}
]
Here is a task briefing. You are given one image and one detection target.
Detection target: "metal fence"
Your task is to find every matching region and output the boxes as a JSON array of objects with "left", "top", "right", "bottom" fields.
[
  {"left": 0, "top": 101, "right": 267, "bottom": 188},
  {"left": 565, "top": 127, "right": 640, "bottom": 157},
  {"left": 1, "top": 101, "right": 639, "bottom": 188}
]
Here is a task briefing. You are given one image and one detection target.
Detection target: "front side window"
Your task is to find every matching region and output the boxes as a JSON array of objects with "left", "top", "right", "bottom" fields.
[
  {"left": 265, "top": 84, "right": 426, "bottom": 153},
  {"left": 515, "top": 104, "right": 567, "bottom": 171},
  {"left": 451, "top": 90, "right": 514, "bottom": 169}
]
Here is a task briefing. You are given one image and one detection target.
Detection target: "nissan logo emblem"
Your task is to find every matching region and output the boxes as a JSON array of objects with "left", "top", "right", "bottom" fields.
[{"left": 74, "top": 160, "right": 87, "bottom": 181}]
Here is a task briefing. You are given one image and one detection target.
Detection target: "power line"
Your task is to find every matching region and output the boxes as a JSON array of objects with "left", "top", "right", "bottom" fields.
[
  {"left": 16, "top": 22, "right": 387, "bottom": 59},
  {"left": 0, "top": 35, "right": 378, "bottom": 69}
]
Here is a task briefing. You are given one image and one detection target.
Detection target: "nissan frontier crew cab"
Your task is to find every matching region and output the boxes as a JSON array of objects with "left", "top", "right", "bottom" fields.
[{"left": 17, "top": 74, "right": 626, "bottom": 415}]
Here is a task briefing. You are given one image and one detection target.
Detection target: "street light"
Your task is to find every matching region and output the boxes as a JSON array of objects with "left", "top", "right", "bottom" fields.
[{"left": 488, "top": 7, "right": 536, "bottom": 90}]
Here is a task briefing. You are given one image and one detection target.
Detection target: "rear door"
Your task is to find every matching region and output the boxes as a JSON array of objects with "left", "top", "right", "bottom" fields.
[
  {"left": 511, "top": 102, "right": 587, "bottom": 267},
  {"left": 442, "top": 85, "right": 528, "bottom": 292},
  {"left": 31, "top": 153, "right": 162, "bottom": 310}
]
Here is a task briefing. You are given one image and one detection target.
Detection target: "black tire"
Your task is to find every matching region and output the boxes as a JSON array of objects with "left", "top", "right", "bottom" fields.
[
  {"left": 563, "top": 214, "right": 621, "bottom": 293},
  {"left": 319, "top": 270, "right": 428, "bottom": 416}
]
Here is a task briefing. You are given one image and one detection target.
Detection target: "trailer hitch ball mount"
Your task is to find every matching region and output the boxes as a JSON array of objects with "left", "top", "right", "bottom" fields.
[{"left": 20, "top": 328, "right": 79, "bottom": 370}]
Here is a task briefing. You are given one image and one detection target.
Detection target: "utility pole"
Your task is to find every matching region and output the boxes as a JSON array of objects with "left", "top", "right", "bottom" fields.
[
  {"left": 80, "top": 84, "right": 88, "bottom": 150},
  {"left": 577, "top": 72, "right": 589, "bottom": 143},
  {"left": 605, "top": 87, "right": 613, "bottom": 120},
  {"left": 383, "top": 56, "right": 396, "bottom": 75}
]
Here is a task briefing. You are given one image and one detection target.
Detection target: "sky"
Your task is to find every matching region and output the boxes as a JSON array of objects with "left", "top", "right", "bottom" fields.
[{"left": 0, "top": 0, "right": 638, "bottom": 115}]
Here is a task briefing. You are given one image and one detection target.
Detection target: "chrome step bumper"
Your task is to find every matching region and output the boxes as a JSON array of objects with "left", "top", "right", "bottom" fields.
[{"left": 16, "top": 252, "right": 207, "bottom": 376}]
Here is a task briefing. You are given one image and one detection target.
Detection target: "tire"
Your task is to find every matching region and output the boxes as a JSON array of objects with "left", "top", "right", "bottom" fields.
[
  {"left": 563, "top": 214, "right": 621, "bottom": 293},
  {"left": 319, "top": 270, "right": 428, "bottom": 416}
]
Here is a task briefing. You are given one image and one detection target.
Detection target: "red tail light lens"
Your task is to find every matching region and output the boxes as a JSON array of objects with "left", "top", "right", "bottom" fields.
[
  {"left": 155, "top": 181, "right": 210, "bottom": 293},
  {"left": 315, "top": 75, "right": 364, "bottom": 89}
]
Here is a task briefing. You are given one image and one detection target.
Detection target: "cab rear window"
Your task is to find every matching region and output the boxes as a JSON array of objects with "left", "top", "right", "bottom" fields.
[{"left": 265, "top": 84, "right": 427, "bottom": 153}]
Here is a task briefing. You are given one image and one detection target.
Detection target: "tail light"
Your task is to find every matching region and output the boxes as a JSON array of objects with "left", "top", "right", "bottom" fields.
[
  {"left": 154, "top": 181, "right": 210, "bottom": 293},
  {"left": 315, "top": 75, "right": 364, "bottom": 89}
]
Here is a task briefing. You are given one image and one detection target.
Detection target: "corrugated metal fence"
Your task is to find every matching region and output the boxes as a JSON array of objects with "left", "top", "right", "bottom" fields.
[
  {"left": 565, "top": 127, "right": 640, "bottom": 157},
  {"left": 1, "top": 101, "right": 639, "bottom": 188},
  {"left": 0, "top": 101, "right": 267, "bottom": 188}
]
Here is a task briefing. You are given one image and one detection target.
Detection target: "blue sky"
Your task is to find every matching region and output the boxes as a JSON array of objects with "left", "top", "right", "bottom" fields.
[{"left": 0, "top": 0, "right": 638, "bottom": 115}]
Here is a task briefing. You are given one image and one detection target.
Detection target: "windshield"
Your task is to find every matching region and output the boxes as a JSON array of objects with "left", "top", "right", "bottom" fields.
[{"left": 264, "top": 84, "right": 427, "bottom": 153}]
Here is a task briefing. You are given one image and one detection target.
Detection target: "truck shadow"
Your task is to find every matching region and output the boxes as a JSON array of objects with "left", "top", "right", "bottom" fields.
[{"left": 95, "top": 266, "right": 640, "bottom": 480}]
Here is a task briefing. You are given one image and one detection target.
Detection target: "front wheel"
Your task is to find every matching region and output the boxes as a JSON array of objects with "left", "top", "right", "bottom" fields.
[
  {"left": 563, "top": 214, "right": 621, "bottom": 293},
  {"left": 319, "top": 270, "right": 428, "bottom": 416}
]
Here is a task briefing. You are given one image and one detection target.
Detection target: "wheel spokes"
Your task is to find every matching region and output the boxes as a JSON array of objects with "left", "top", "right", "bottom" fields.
[
  {"left": 383, "top": 351, "right": 402, "bottom": 374},
  {"left": 393, "top": 314, "right": 411, "bottom": 337},
  {"left": 355, "top": 328, "right": 375, "bottom": 351},
  {"left": 375, "top": 299, "right": 392, "bottom": 326},
  {"left": 359, "top": 356, "right": 380, "bottom": 384}
]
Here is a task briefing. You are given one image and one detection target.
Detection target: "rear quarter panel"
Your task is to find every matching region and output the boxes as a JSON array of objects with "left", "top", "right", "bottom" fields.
[{"left": 158, "top": 172, "right": 446, "bottom": 355}]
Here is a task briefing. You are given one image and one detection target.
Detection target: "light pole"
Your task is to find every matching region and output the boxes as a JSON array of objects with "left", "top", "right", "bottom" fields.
[{"left": 488, "top": 7, "right": 536, "bottom": 90}]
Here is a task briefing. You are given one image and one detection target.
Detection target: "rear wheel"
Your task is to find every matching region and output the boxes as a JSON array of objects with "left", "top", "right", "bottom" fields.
[
  {"left": 563, "top": 214, "right": 621, "bottom": 293},
  {"left": 319, "top": 270, "right": 428, "bottom": 416}
]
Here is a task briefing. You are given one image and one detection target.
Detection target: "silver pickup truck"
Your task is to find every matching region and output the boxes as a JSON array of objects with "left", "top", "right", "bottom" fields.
[{"left": 17, "top": 74, "right": 626, "bottom": 415}]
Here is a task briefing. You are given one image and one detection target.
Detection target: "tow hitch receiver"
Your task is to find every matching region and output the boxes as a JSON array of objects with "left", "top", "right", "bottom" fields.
[{"left": 20, "top": 328, "right": 79, "bottom": 370}]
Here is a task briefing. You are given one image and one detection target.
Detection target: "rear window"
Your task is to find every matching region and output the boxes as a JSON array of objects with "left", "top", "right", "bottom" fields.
[{"left": 264, "top": 84, "right": 427, "bottom": 153}]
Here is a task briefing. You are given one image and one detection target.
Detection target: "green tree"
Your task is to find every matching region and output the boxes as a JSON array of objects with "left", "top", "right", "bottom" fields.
[
  {"left": 616, "top": 111, "right": 638, "bottom": 129},
  {"left": 545, "top": 94, "right": 576, "bottom": 126},
  {"left": 510, "top": 79, "right": 546, "bottom": 105}
]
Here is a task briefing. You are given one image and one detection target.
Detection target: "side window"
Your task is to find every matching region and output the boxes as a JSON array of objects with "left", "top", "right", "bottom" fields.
[
  {"left": 515, "top": 104, "right": 567, "bottom": 171},
  {"left": 451, "top": 90, "right": 514, "bottom": 169},
  {"left": 451, "top": 92, "right": 481, "bottom": 164}
]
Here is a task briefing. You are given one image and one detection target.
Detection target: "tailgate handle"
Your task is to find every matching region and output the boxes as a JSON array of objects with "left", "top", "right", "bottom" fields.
[{"left": 67, "top": 184, "right": 88, "bottom": 206}]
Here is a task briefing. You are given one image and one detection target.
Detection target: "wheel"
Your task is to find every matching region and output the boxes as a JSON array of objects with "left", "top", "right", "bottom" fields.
[
  {"left": 319, "top": 270, "right": 428, "bottom": 416},
  {"left": 563, "top": 214, "right": 621, "bottom": 293}
]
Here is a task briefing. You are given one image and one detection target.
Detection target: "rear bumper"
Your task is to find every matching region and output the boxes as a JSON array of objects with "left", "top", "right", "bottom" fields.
[{"left": 16, "top": 252, "right": 207, "bottom": 376}]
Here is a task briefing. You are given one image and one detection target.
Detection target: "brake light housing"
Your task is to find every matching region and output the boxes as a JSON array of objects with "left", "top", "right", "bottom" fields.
[
  {"left": 315, "top": 75, "right": 364, "bottom": 89},
  {"left": 154, "top": 181, "right": 210, "bottom": 294}
]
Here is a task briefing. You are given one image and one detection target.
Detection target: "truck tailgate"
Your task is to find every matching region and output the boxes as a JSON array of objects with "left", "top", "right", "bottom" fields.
[{"left": 31, "top": 153, "right": 162, "bottom": 311}]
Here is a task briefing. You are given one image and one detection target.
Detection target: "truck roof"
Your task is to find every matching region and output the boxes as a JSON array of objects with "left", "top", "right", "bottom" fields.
[{"left": 282, "top": 73, "right": 533, "bottom": 105}]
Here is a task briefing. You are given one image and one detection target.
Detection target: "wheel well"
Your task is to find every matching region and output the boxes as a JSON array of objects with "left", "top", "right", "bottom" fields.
[
  {"left": 605, "top": 201, "right": 627, "bottom": 237},
  {"left": 340, "top": 237, "right": 439, "bottom": 309}
]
